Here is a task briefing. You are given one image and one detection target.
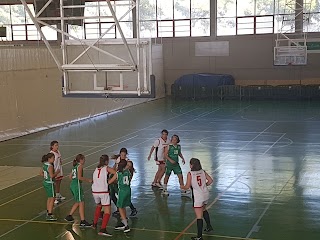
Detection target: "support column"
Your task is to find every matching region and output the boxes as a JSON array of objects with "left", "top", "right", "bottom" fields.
[
  {"left": 132, "top": 0, "right": 137, "bottom": 38},
  {"left": 210, "top": 0, "right": 216, "bottom": 37},
  {"left": 295, "top": 0, "right": 304, "bottom": 34}
]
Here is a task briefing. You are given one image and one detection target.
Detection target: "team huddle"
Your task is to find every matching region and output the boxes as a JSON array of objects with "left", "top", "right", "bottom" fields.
[{"left": 40, "top": 130, "right": 213, "bottom": 240}]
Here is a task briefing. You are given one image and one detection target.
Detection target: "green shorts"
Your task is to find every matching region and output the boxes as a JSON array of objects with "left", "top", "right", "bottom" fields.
[
  {"left": 70, "top": 183, "right": 84, "bottom": 202},
  {"left": 109, "top": 183, "right": 118, "bottom": 194},
  {"left": 165, "top": 163, "right": 182, "bottom": 176},
  {"left": 117, "top": 188, "right": 131, "bottom": 208},
  {"left": 43, "top": 181, "right": 55, "bottom": 198}
]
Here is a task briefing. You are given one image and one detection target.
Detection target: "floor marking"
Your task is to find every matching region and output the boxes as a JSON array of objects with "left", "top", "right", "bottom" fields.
[
  {"left": 174, "top": 170, "right": 247, "bottom": 240},
  {"left": 0, "top": 146, "right": 40, "bottom": 160},
  {"left": 0, "top": 218, "right": 261, "bottom": 240},
  {"left": 262, "top": 133, "right": 286, "bottom": 155}
]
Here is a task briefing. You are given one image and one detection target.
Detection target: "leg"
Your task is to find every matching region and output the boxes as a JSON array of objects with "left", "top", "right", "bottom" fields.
[
  {"left": 47, "top": 197, "right": 55, "bottom": 214},
  {"left": 55, "top": 179, "right": 61, "bottom": 195},
  {"left": 69, "top": 202, "right": 79, "bottom": 216},
  {"left": 101, "top": 205, "right": 111, "bottom": 229},
  {"left": 177, "top": 174, "right": 184, "bottom": 186},
  {"left": 93, "top": 204, "right": 102, "bottom": 225},
  {"left": 129, "top": 202, "right": 138, "bottom": 216},
  {"left": 203, "top": 206, "right": 213, "bottom": 231},
  {"left": 157, "top": 164, "right": 165, "bottom": 183},
  {"left": 194, "top": 207, "right": 204, "bottom": 238},
  {"left": 79, "top": 201, "right": 85, "bottom": 221}
]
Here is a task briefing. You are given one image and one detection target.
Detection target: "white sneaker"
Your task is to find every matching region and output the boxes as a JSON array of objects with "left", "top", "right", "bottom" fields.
[
  {"left": 181, "top": 190, "right": 191, "bottom": 198},
  {"left": 54, "top": 199, "right": 59, "bottom": 204},
  {"left": 155, "top": 183, "right": 163, "bottom": 190},
  {"left": 161, "top": 189, "right": 169, "bottom": 196},
  {"left": 58, "top": 194, "right": 66, "bottom": 200}
]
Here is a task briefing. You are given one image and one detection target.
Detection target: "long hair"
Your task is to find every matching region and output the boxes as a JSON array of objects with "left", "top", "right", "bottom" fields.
[
  {"left": 97, "top": 154, "right": 109, "bottom": 168},
  {"left": 118, "top": 159, "right": 127, "bottom": 173},
  {"left": 190, "top": 158, "right": 202, "bottom": 171},
  {"left": 41, "top": 152, "right": 55, "bottom": 163},
  {"left": 50, "top": 140, "right": 58, "bottom": 150},
  {"left": 73, "top": 154, "right": 85, "bottom": 166},
  {"left": 172, "top": 134, "right": 180, "bottom": 143},
  {"left": 111, "top": 147, "right": 128, "bottom": 160}
]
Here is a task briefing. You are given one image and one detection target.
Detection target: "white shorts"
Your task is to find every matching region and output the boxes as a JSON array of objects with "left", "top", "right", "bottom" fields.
[
  {"left": 193, "top": 199, "right": 208, "bottom": 208},
  {"left": 92, "top": 192, "right": 110, "bottom": 206}
]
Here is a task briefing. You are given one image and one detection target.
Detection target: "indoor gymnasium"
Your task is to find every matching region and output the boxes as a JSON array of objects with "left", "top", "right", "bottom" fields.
[{"left": 1, "top": 0, "right": 320, "bottom": 240}]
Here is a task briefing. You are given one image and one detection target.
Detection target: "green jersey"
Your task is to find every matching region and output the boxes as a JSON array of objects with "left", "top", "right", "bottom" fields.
[
  {"left": 71, "top": 163, "right": 82, "bottom": 185},
  {"left": 167, "top": 144, "right": 181, "bottom": 164},
  {"left": 117, "top": 169, "right": 131, "bottom": 190},
  {"left": 42, "top": 162, "right": 54, "bottom": 183}
]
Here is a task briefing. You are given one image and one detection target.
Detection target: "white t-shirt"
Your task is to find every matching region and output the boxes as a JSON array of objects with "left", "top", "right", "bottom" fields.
[
  {"left": 153, "top": 137, "right": 170, "bottom": 161},
  {"left": 92, "top": 166, "right": 109, "bottom": 193},
  {"left": 190, "top": 170, "right": 209, "bottom": 202},
  {"left": 50, "top": 150, "right": 63, "bottom": 177}
]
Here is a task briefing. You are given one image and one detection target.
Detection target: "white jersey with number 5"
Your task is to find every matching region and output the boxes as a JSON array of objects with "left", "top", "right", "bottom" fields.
[
  {"left": 190, "top": 170, "right": 209, "bottom": 207},
  {"left": 92, "top": 166, "right": 109, "bottom": 193}
]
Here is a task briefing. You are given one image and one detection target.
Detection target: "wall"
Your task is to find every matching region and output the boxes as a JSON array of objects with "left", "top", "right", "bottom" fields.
[
  {"left": 163, "top": 34, "right": 320, "bottom": 94},
  {"left": 0, "top": 46, "right": 164, "bottom": 141}
]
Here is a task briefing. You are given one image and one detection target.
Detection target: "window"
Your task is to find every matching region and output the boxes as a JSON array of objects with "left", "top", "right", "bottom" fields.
[
  {"left": 140, "top": 0, "right": 210, "bottom": 37},
  {"left": 304, "top": 1, "right": 320, "bottom": 32},
  {"left": 0, "top": 4, "right": 57, "bottom": 41}
]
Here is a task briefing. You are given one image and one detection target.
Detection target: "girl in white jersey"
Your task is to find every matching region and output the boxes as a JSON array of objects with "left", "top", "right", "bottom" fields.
[
  {"left": 181, "top": 158, "right": 214, "bottom": 240},
  {"left": 92, "top": 155, "right": 116, "bottom": 236},
  {"left": 50, "top": 141, "right": 65, "bottom": 204}
]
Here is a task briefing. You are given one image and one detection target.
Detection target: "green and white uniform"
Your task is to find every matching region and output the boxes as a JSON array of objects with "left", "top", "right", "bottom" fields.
[
  {"left": 117, "top": 169, "right": 131, "bottom": 208},
  {"left": 70, "top": 163, "right": 84, "bottom": 202},
  {"left": 42, "top": 162, "right": 55, "bottom": 198},
  {"left": 165, "top": 144, "right": 182, "bottom": 176}
]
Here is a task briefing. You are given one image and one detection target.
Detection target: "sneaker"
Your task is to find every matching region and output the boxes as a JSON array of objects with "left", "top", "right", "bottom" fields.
[
  {"left": 191, "top": 237, "right": 203, "bottom": 240},
  {"left": 155, "top": 182, "right": 163, "bottom": 189},
  {"left": 80, "top": 220, "right": 92, "bottom": 228},
  {"left": 123, "top": 225, "right": 130, "bottom": 233},
  {"left": 204, "top": 226, "right": 213, "bottom": 232},
  {"left": 57, "top": 194, "right": 66, "bottom": 200},
  {"left": 112, "top": 210, "right": 120, "bottom": 217},
  {"left": 161, "top": 189, "right": 169, "bottom": 196},
  {"left": 64, "top": 215, "right": 74, "bottom": 222},
  {"left": 181, "top": 190, "right": 191, "bottom": 198},
  {"left": 114, "top": 223, "right": 126, "bottom": 230},
  {"left": 98, "top": 228, "right": 112, "bottom": 236},
  {"left": 54, "top": 199, "right": 59, "bottom": 204},
  {"left": 92, "top": 223, "right": 97, "bottom": 229},
  {"left": 130, "top": 208, "right": 138, "bottom": 217},
  {"left": 46, "top": 214, "right": 57, "bottom": 221},
  {"left": 151, "top": 182, "right": 157, "bottom": 187}
]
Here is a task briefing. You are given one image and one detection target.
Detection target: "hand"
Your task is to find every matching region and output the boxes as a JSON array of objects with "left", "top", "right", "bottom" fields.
[
  {"left": 180, "top": 185, "right": 185, "bottom": 190},
  {"left": 182, "top": 159, "right": 185, "bottom": 165},
  {"left": 89, "top": 179, "right": 93, "bottom": 183},
  {"left": 147, "top": 155, "right": 151, "bottom": 161}
]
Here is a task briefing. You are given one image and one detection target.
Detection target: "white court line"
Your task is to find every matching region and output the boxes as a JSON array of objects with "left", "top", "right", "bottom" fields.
[
  {"left": 262, "top": 133, "right": 286, "bottom": 155},
  {"left": 239, "top": 122, "right": 276, "bottom": 151},
  {"left": 0, "top": 145, "right": 40, "bottom": 160}
]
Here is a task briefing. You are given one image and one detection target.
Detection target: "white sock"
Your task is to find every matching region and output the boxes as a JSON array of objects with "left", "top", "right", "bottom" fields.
[
  {"left": 163, "top": 184, "right": 167, "bottom": 190},
  {"left": 122, "top": 219, "right": 128, "bottom": 226}
]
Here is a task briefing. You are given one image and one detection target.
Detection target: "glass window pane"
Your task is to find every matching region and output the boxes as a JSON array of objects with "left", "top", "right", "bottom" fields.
[
  {"left": 157, "top": 0, "right": 174, "bottom": 20},
  {"left": 0, "top": 25, "right": 12, "bottom": 41},
  {"left": 140, "top": 21, "right": 157, "bottom": 38},
  {"left": 114, "top": 0, "right": 132, "bottom": 21},
  {"left": 237, "top": 17, "right": 254, "bottom": 24},
  {"left": 11, "top": 5, "right": 26, "bottom": 24},
  {"left": 274, "top": 14, "right": 295, "bottom": 33},
  {"left": 84, "top": 2, "right": 100, "bottom": 22},
  {"left": 217, "top": 0, "right": 236, "bottom": 17},
  {"left": 237, "top": 22, "right": 254, "bottom": 30},
  {"left": 217, "top": 17, "right": 236, "bottom": 36},
  {"left": 191, "top": 18, "right": 210, "bottom": 36},
  {"left": 174, "top": 0, "right": 190, "bottom": 19},
  {"left": 237, "top": 0, "right": 254, "bottom": 16},
  {"left": 116, "top": 22, "right": 133, "bottom": 38},
  {"left": 308, "top": 0, "right": 320, "bottom": 13},
  {"left": 158, "top": 21, "right": 173, "bottom": 37},
  {"left": 0, "top": 5, "right": 11, "bottom": 25},
  {"left": 174, "top": 20, "right": 190, "bottom": 36},
  {"left": 237, "top": 28, "right": 254, "bottom": 35},
  {"left": 304, "top": 13, "right": 320, "bottom": 32},
  {"left": 101, "top": 23, "right": 116, "bottom": 38},
  {"left": 275, "top": 0, "right": 295, "bottom": 14},
  {"left": 191, "top": 0, "right": 210, "bottom": 19},
  {"left": 141, "top": 0, "right": 156, "bottom": 20},
  {"left": 27, "top": 25, "right": 39, "bottom": 40},
  {"left": 256, "top": 0, "right": 275, "bottom": 15},
  {"left": 25, "top": 4, "right": 35, "bottom": 24},
  {"left": 42, "top": 25, "right": 57, "bottom": 40},
  {"left": 256, "top": 28, "right": 273, "bottom": 34},
  {"left": 69, "top": 25, "right": 85, "bottom": 39}
]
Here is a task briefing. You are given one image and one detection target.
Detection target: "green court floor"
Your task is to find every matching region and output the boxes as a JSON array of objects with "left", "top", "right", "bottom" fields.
[{"left": 1, "top": 98, "right": 320, "bottom": 240}]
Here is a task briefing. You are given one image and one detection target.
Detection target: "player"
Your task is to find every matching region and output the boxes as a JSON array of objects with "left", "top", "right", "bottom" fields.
[
  {"left": 108, "top": 159, "right": 132, "bottom": 233},
  {"left": 180, "top": 158, "right": 214, "bottom": 240},
  {"left": 92, "top": 154, "right": 116, "bottom": 236},
  {"left": 162, "top": 134, "right": 190, "bottom": 197},
  {"left": 40, "top": 152, "right": 60, "bottom": 221},
  {"left": 64, "top": 154, "right": 92, "bottom": 227},
  {"left": 147, "top": 129, "right": 170, "bottom": 189},
  {"left": 50, "top": 141, "right": 65, "bottom": 204}
]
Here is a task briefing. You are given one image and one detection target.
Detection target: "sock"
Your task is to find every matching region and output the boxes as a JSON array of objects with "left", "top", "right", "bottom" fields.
[
  {"left": 48, "top": 212, "right": 52, "bottom": 215},
  {"left": 101, "top": 213, "right": 110, "bottom": 229},
  {"left": 197, "top": 219, "right": 203, "bottom": 238},
  {"left": 129, "top": 203, "right": 135, "bottom": 211},
  {"left": 56, "top": 193, "right": 60, "bottom": 198},
  {"left": 122, "top": 218, "right": 128, "bottom": 226},
  {"left": 93, "top": 205, "right": 102, "bottom": 224},
  {"left": 163, "top": 184, "right": 167, "bottom": 190},
  {"left": 203, "top": 210, "right": 212, "bottom": 228}
]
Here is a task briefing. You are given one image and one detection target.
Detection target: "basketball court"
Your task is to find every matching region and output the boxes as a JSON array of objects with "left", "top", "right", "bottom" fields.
[{"left": 1, "top": 99, "right": 320, "bottom": 239}]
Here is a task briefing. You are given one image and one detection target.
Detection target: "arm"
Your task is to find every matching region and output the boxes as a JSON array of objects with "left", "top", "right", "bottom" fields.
[
  {"left": 48, "top": 165, "right": 60, "bottom": 178},
  {"left": 165, "top": 146, "right": 176, "bottom": 164},
  {"left": 78, "top": 165, "right": 92, "bottom": 183},
  {"left": 180, "top": 172, "right": 191, "bottom": 190},
  {"left": 39, "top": 168, "right": 44, "bottom": 177},
  {"left": 107, "top": 167, "right": 116, "bottom": 175},
  {"left": 147, "top": 146, "right": 155, "bottom": 161},
  {"left": 205, "top": 171, "right": 213, "bottom": 186},
  {"left": 108, "top": 173, "right": 117, "bottom": 185},
  {"left": 178, "top": 147, "right": 185, "bottom": 165}
]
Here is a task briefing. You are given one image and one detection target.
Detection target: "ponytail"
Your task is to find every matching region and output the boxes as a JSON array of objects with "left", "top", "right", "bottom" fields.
[
  {"left": 73, "top": 154, "right": 85, "bottom": 166},
  {"left": 97, "top": 154, "right": 109, "bottom": 168},
  {"left": 41, "top": 152, "right": 55, "bottom": 163}
]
